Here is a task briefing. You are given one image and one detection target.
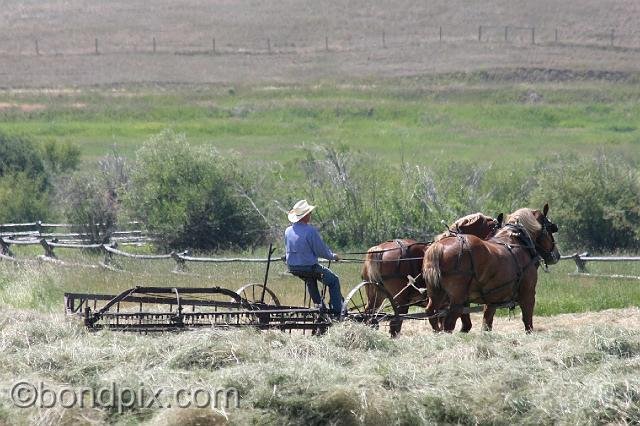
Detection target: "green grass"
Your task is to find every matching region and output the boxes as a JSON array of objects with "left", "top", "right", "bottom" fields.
[
  {"left": 2, "top": 246, "right": 639, "bottom": 317},
  {"left": 2, "top": 77, "right": 640, "bottom": 165}
]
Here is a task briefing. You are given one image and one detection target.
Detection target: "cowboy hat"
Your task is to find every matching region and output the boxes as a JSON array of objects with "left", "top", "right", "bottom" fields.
[{"left": 288, "top": 199, "right": 316, "bottom": 223}]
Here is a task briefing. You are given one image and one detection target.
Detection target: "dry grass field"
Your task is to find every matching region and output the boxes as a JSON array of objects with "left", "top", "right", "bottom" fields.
[{"left": 2, "top": 0, "right": 640, "bottom": 87}]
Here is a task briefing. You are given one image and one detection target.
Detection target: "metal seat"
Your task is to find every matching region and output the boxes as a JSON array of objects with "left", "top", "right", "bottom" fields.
[{"left": 289, "top": 270, "right": 323, "bottom": 281}]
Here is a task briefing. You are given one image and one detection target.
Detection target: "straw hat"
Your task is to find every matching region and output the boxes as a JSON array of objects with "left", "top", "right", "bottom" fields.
[{"left": 288, "top": 199, "right": 316, "bottom": 223}]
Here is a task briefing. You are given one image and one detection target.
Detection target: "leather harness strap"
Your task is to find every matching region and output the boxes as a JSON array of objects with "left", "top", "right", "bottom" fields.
[{"left": 447, "top": 224, "right": 543, "bottom": 306}]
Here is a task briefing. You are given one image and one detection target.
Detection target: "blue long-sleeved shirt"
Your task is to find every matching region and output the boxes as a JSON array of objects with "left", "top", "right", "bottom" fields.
[{"left": 284, "top": 222, "right": 336, "bottom": 266}]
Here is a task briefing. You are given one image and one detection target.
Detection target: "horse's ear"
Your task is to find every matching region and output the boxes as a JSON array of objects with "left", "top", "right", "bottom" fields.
[
  {"left": 496, "top": 213, "right": 504, "bottom": 227},
  {"left": 543, "top": 203, "right": 549, "bottom": 216}
]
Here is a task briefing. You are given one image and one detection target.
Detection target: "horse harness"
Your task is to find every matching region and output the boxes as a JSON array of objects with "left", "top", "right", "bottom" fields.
[
  {"left": 446, "top": 223, "right": 544, "bottom": 311},
  {"left": 374, "top": 239, "right": 427, "bottom": 282}
]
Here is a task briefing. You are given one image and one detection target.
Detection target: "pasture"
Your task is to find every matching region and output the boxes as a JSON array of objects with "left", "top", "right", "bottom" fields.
[{"left": 2, "top": 77, "right": 640, "bottom": 166}]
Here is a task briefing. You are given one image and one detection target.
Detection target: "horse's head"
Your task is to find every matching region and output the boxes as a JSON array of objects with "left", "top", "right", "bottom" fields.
[
  {"left": 532, "top": 203, "right": 560, "bottom": 265},
  {"left": 505, "top": 204, "right": 560, "bottom": 265}
]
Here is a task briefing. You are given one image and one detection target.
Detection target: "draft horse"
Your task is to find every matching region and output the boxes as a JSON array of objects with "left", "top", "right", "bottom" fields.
[
  {"left": 423, "top": 204, "right": 560, "bottom": 333},
  {"left": 361, "top": 212, "right": 501, "bottom": 335}
]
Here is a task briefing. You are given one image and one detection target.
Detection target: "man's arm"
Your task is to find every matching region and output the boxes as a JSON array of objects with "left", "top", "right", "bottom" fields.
[{"left": 308, "top": 227, "right": 338, "bottom": 261}]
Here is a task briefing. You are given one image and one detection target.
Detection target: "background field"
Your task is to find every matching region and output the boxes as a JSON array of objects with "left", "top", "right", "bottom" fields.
[
  {"left": 2, "top": 78, "right": 640, "bottom": 166},
  {"left": 2, "top": 0, "right": 640, "bottom": 87}
]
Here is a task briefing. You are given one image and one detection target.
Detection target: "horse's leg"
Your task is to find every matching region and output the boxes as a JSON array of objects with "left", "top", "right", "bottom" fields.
[
  {"left": 460, "top": 311, "right": 472, "bottom": 333},
  {"left": 520, "top": 294, "right": 535, "bottom": 333},
  {"left": 426, "top": 298, "right": 441, "bottom": 332},
  {"left": 442, "top": 309, "right": 460, "bottom": 332},
  {"left": 364, "top": 285, "right": 382, "bottom": 312},
  {"left": 391, "top": 297, "right": 408, "bottom": 337},
  {"left": 482, "top": 304, "right": 497, "bottom": 331},
  {"left": 442, "top": 299, "right": 463, "bottom": 333}
]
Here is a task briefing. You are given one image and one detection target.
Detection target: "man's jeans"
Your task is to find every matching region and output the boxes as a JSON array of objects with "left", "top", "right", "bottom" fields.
[{"left": 288, "top": 263, "right": 343, "bottom": 314}]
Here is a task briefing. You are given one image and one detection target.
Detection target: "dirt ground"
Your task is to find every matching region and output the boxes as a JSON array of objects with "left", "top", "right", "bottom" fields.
[
  {"left": 400, "top": 307, "right": 640, "bottom": 336},
  {"left": 2, "top": 0, "right": 640, "bottom": 87}
]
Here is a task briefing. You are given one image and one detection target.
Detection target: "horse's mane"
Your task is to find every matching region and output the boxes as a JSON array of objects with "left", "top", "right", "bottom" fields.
[{"left": 501, "top": 208, "right": 541, "bottom": 236}]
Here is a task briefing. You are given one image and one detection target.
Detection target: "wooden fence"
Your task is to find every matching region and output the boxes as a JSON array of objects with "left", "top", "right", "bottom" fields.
[
  {"left": 0, "top": 221, "right": 153, "bottom": 245},
  {"left": 560, "top": 252, "right": 640, "bottom": 280},
  {"left": 2, "top": 221, "right": 638, "bottom": 280}
]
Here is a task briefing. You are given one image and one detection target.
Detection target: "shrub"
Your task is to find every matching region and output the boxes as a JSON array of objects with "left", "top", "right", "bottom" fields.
[
  {"left": 42, "top": 139, "right": 81, "bottom": 174},
  {"left": 288, "top": 145, "right": 499, "bottom": 247},
  {"left": 530, "top": 153, "right": 640, "bottom": 251},
  {"left": 0, "top": 132, "right": 47, "bottom": 181},
  {"left": 123, "top": 130, "right": 267, "bottom": 250},
  {"left": 0, "top": 132, "right": 81, "bottom": 223},
  {"left": 57, "top": 150, "right": 128, "bottom": 242},
  {"left": 0, "top": 172, "right": 51, "bottom": 222}
]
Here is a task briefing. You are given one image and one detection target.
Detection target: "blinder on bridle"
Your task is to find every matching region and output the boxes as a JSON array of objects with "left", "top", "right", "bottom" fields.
[{"left": 534, "top": 215, "right": 558, "bottom": 264}]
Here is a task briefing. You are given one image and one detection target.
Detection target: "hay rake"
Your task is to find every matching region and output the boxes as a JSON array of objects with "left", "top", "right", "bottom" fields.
[{"left": 64, "top": 286, "right": 333, "bottom": 333}]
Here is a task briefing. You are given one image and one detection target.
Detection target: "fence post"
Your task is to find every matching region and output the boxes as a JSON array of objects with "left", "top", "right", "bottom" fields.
[
  {"left": 95, "top": 38, "right": 99, "bottom": 55},
  {"left": 36, "top": 220, "right": 43, "bottom": 237},
  {"left": 478, "top": 25, "right": 482, "bottom": 42},
  {"left": 40, "top": 239, "right": 56, "bottom": 259},
  {"left": 572, "top": 252, "right": 589, "bottom": 273},
  {"left": 439, "top": 26, "right": 442, "bottom": 42},
  {"left": 610, "top": 29, "right": 615, "bottom": 47},
  {"left": 325, "top": 35, "right": 329, "bottom": 51},
  {"left": 382, "top": 30, "right": 386, "bottom": 48},
  {"left": 531, "top": 27, "right": 535, "bottom": 44},
  {"left": 153, "top": 37, "right": 156, "bottom": 53},
  {"left": 172, "top": 251, "right": 187, "bottom": 272},
  {"left": 555, "top": 28, "right": 558, "bottom": 43},
  {"left": 102, "top": 243, "right": 115, "bottom": 266},
  {"left": 212, "top": 37, "right": 216, "bottom": 54},
  {"left": 35, "top": 39, "right": 40, "bottom": 55},
  {"left": 0, "top": 238, "right": 14, "bottom": 257},
  {"left": 504, "top": 26, "right": 508, "bottom": 42},
  {"left": 267, "top": 37, "right": 271, "bottom": 53}
]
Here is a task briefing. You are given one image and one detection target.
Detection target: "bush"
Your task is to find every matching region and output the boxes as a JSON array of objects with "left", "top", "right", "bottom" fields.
[
  {"left": 58, "top": 151, "right": 129, "bottom": 242},
  {"left": 0, "top": 132, "right": 47, "bottom": 181},
  {"left": 0, "top": 132, "right": 81, "bottom": 223},
  {"left": 42, "top": 139, "right": 81, "bottom": 174},
  {"left": 287, "top": 145, "right": 500, "bottom": 247},
  {"left": 124, "top": 131, "right": 267, "bottom": 250},
  {"left": 530, "top": 153, "right": 640, "bottom": 251},
  {"left": 0, "top": 172, "right": 51, "bottom": 222}
]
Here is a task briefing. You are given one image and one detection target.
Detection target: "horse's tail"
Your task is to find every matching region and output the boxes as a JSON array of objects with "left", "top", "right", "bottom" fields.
[
  {"left": 422, "top": 243, "right": 444, "bottom": 291},
  {"left": 362, "top": 246, "right": 384, "bottom": 283}
]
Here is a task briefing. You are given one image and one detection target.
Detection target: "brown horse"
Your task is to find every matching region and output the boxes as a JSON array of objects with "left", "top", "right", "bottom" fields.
[
  {"left": 361, "top": 212, "right": 501, "bottom": 335},
  {"left": 422, "top": 204, "right": 560, "bottom": 333}
]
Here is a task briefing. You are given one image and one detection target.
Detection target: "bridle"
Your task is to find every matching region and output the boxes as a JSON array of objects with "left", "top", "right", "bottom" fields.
[{"left": 533, "top": 216, "right": 558, "bottom": 265}]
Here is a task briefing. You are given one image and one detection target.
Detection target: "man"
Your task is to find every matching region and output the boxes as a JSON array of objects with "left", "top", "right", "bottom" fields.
[{"left": 284, "top": 199, "right": 343, "bottom": 316}]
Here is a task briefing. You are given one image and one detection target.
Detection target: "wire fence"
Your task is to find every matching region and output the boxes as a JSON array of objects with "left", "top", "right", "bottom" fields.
[{"left": 2, "top": 25, "right": 640, "bottom": 58}]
